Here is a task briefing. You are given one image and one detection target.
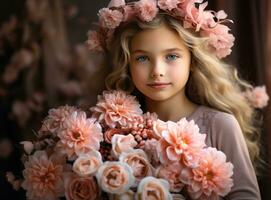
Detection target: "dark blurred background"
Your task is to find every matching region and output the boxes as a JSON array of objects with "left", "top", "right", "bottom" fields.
[{"left": 0, "top": 0, "right": 270, "bottom": 199}]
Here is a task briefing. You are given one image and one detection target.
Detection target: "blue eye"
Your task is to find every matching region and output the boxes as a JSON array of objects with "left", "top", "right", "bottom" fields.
[
  {"left": 135, "top": 55, "right": 148, "bottom": 62},
  {"left": 166, "top": 54, "right": 179, "bottom": 61}
]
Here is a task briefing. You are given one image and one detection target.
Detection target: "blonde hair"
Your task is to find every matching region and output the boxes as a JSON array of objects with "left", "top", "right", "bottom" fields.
[{"left": 105, "top": 14, "right": 261, "bottom": 171}]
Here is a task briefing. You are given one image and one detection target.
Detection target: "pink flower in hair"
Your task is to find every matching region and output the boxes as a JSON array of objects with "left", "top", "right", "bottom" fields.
[
  {"left": 56, "top": 111, "right": 103, "bottom": 158},
  {"left": 158, "top": 0, "right": 179, "bottom": 11},
  {"left": 201, "top": 24, "right": 235, "bottom": 58},
  {"left": 21, "top": 151, "right": 65, "bottom": 200},
  {"left": 90, "top": 90, "right": 143, "bottom": 128},
  {"left": 243, "top": 86, "right": 269, "bottom": 108},
  {"left": 123, "top": 5, "right": 138, "bottom": 21},
  {"left": 135, "top": 0, "right": 159, "bottom": 22},
  {"left": 86, "top": 30, "right": 103, "bottom": 52},
  {"left": 157, "top": 119, "right": 206, "bottom": 166},
  {"left": 98, "top": 8, "right": 123, "bottom": 29}
]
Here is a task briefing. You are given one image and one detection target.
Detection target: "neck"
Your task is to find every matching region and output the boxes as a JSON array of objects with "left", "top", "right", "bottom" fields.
[{"left": 145, "top": 92, "right": 198, "bottom": 122}]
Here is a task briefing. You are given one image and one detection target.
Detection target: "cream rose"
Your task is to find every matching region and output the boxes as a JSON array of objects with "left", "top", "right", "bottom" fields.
[
  {"left": 109, "top": 190, "right": 134, "bottom": 200},
  {"left": 111, "top": 134, "right": 137, "bottom": 158},
  {"left": 119, "top": 149, "right": 153, "bottom": 185},
  {"left": 73, "top": 150, "right": 103, "bottom": 176},
  {"left": 96, "top": 161, "right": 135, "bottom": 194},
  {"left": 136, "top": 177, "right": 172, "bottom": 200},
  {"left": 64, "top": 173, "right": 100, "bottom": 200}
]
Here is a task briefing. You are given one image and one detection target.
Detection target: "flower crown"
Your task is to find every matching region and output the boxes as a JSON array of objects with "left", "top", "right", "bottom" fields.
[{"left": 86, "top": 0, "right": 235, "bottom": 58}]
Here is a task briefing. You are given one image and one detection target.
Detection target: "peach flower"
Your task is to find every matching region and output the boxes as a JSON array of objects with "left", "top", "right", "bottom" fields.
[
  {"left": 156, "top": 162, "right": 185, "bottom": 192},
  {"left": 243, "top": 86, "right": 269, "bottom": 108},
  {"left": 20, "top": 141, "right": 34, "bottom": 154},
  {"left": 135, "top": 0, "right": 159, "bottom": 22},
  {"left": 38, "top": 105, "right": 80, "bottom": 135},
  {"left": 98, "top": 8, "right": 123, "bottom": 29},
  {"left": 119, "top": 149, "right": 153, "bottom": 185},
  {"left": 64, "top": 173, "right": 100, "bottom": 200},
  {"left": 96, "top": 161, "right": 135, "bottom": 194},
  {"left": 111, "top": 134, "right": 137, "bottom": 158},
  {"left": 21, "top": 151, "right": 65, "bottom": 200},
  {"left": 90, "top": 90, "right": 143, "bottom": 128},
  {"left": 57, "top": 112, "right": 103, "bottom": 158},
  {"left": 73, "top": 150, "right": 103, "bottom": 176},
  {"left": 179, "top": 148, "right": 233, "bottom": 199},
  {"left": 136, "top": 177, "right": 172, "bottom": 200},
  {"left": 157, "top": 119, "right": 206, "bottom": 166}
]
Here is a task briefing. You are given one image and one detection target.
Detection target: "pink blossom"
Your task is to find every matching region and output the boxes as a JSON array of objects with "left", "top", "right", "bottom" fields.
[
  {"left": 20, "top": 141, "right": 34, "bottom": 154},
  {"left": 108, "top": 0, "right": 125, "bottom": 8},
  {"left": 98, "top": 8, "right": 123, "bottom": 29},
  {"left": 111, "top": 134, "right": 137, "bottom": 158},
  {"left": 86, "top": 30, "right": 104, "bottom": 52},
  {"left": 143, "top": 138, "right": 160, "bottom": 167},
  {"left": 96, "top": 161, "right": 135, "bottom": 194},
  {"left": 156, "top": 162, "right": 185, "bottom": 192},
  {"left": 57, "top": 112, "right": 103, "bottom": 158},
  {"left": 135, "top": 0, "right": 159, "bottom": 22},
  {"left": 158, "top": 0, "right": 180, "bottom": 11},
  {"left": 243, "top": 86, "right": 269, "bottom": 108},
  {"left": 21, "top": 151, "right": 65, "bottom": 200},
  {"left": 201, "top": 24, "right": 235, "bottom": 58},
  {"left": 38, "top": 105, "right": 80, "bottom": 135},
  {"left": 119, "top": 149, "right": 153, "bottom": 185},
  {"left": 90, "top": 90, "right": 143, "bottom": 128},
  {"left": 64, "top": 172, "right": 100, "bottom": 200},
  {"left": 179, "top": 147, "right": 233, "bottom": 199},
  {"left": 157, "top": 119, "right": 206, "bottom": 166},
  {"left": 123, "top": 5, "right": 138, "bottom": 21}
]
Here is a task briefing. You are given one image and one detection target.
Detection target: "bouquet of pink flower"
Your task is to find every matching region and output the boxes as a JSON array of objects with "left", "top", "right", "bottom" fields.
[{"left": 7, "top": 90, "right": 234, "bottom": 200}]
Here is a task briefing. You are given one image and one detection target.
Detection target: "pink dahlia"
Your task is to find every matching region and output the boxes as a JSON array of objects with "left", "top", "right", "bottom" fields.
[
  {"left": 180, "top": 147, "right": 234, "bottom": 199},
  {"left": 38, "top": 105, "right": 80, "bottom": 135},
  {"left": 98, "top": 8, "right": 123, "bottom": 29},
  {"left": 135, "top": 0, "right": 159, "bottom": 22},
  {"left": 157, "top": 119, "right": 206, "bottom": 166},
  {"left": 90, "top": 90, "right": 143, "bottom": 128},
  {"left": 243, "top": 86, "right": 269, "bottom": 108},
  {"left": 56, "top": 111, "right": 103, "bottom": 158},
  {"left": 21, "top": 151, "right": 65, "bottom": 200}
]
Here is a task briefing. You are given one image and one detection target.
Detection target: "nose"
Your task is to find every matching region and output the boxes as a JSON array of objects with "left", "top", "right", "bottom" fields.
[{"left": 150, "top": 58, "right": 165, "bottom": 79}]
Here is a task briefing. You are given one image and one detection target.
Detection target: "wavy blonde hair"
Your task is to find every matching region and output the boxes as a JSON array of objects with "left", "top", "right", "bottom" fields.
[{"left": 105, "top": 14, "right": 261, "bottom": 171}]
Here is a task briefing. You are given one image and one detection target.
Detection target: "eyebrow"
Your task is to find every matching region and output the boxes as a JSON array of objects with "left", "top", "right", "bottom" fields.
[{"left": 131, "top": 48, "right": 183, "bottom": 54}]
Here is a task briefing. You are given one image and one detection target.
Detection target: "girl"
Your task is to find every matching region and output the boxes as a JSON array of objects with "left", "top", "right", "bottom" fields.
[{"left": 87, "top": 0, "right": 261, "bottom": 199}]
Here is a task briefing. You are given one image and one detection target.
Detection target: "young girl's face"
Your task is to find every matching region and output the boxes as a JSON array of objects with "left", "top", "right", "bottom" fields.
[{"left": 129, "top": 24, "right": 191, "bottom": 102}]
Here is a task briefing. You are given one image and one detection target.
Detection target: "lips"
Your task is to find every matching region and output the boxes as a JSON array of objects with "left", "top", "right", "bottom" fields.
[{"left": 147, "top": 82, "right": 171, "bottom": 89}]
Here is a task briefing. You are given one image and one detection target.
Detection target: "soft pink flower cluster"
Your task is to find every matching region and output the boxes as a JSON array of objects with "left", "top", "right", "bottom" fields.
[
  {"left": 243, "top": 85, "right": 269, "bottom": 109},
  {"left": 86, "top": 0, "right": 234, "bottom": 58},
  {"left": 9, "top": 90, "right": 233, "bottom": 200}
]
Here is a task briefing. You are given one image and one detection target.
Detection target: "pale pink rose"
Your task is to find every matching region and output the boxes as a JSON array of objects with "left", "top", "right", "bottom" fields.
[
  {"left": 21, "top": 151, "right": 65, "bottom": 200},
  {"left": 157, "top": 119, "right": 206, "bottom": 166},
  {"left": 143, "top": 138, "right": 160, "bottom": 167},
  {"left": 156, "top": 162, "right": 185, "bottom": 192},
  {"left": 172, "top": 194, "right": 186, "bottom": 200},
  {"left": 136, "top": 177, "right": 172, "bottom": 200},
  {"left": 57, "top": 112, "right": 103, "bottom": 158},
  {"left": 86, "top": 30, "right": 104, "bottom": 52},
  {"left": 111, "top": 134, "right": 137, "bottom": 158},
  {"left": 90, "top": 90, "right": 143, "bottom": 128},
  {"left": 135, "top": 0, "right": 159, "bottom": 22},
  {"left": 244, "top": 86, "right": 269, "bottom": 108},
  {"left": 98, "top": 8, "right": 123, "bottom": 29},
  {"left": 96, "top": 161, "right": 135, "bottom": 194},
  {"left": 38, "top": 105, "right": 80, "bottom": 135},
  {"left": 119, "top": 149, "right": 153, "bottom": 185},
  {"left": 158, "top": 0, "right": 179, "bottom": 11},
  {"left": 109, "top": 190, "right": 134, "bottom": 200},
  {"left": 20, "top": 141, "right": 34, "bottom": 154},
  {"left": 0, "top": 138, "right": 13, "bottom": 158},
  {"left": 64, "top": 172, "right": 100, "bottom": 200},
  {"left": 58, "top": 80, "right": 82, "bottom": 98},
  {"left": 73, "top": 150, "right": 103, "bottom": 176},
  {"left": 11, "top": 100, "right": 31, "bottom": 127},
  {"left": 201, "top": 24, "right": 235, "bottom": 58},
  {"left": 180, "top": 147, "right": 234, "bottom": 199},
  {"left": 108, "top": 0, "right": 125, "bottom": 8}
]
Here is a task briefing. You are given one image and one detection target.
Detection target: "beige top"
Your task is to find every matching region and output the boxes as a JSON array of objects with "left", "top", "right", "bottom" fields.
[{"left": 187, "top": 106, "right": 261, "bottom": 200}]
